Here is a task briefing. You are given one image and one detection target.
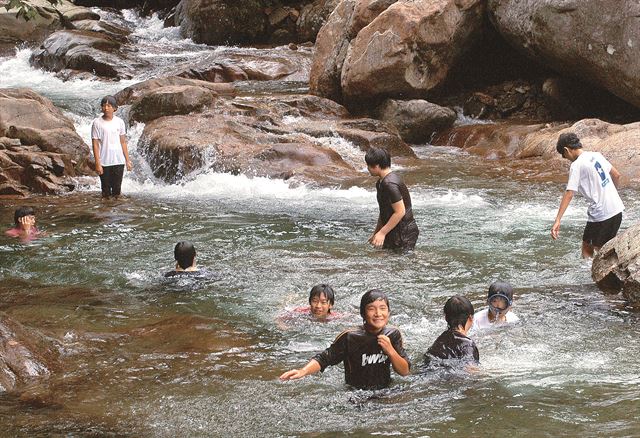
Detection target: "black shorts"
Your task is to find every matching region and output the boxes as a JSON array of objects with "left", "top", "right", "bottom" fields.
[{"left": 583, "top": 212, "right": 622, "bottom": 248}]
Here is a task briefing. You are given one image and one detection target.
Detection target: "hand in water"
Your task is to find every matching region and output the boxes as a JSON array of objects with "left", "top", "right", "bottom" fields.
[
  {"left": 551, "top": 221, "right": 560, "bottom": 240},
  {"left": 369, "top": 231, "right": 385, "bottom": 248}
]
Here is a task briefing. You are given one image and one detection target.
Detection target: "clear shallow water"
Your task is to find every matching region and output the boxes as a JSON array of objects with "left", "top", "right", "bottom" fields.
[{"left": 1, "top": 9, "right": 640, "bottom": 437}]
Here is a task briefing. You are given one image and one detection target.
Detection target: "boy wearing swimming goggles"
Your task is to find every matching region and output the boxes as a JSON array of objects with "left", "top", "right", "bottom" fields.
[{"left": 472, "top": 281, "right": 519, "bottom": 331}]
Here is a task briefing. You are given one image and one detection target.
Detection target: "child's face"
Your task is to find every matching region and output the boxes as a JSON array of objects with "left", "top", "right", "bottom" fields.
[
  {"left": 101, "top": 102, "right": 115, "bottom": 116},
  {"left": 18, "top": 214, "right": 35, "bottom": 228},
  {"left": 310, "top": 293, "right": 332, "bottom": 319},
  {"left": 363, "top": 298, "right": 389, "bottom": 331},
  {"left": 367, "top": 164, "right": 381, "bottom": 177},
  {"left": 489, "top": 296, "right": 510, "bottom": 317}
]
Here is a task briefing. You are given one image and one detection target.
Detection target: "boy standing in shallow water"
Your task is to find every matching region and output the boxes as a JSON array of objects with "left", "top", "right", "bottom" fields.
[
  {"left": 91, "top": 95, "right": 132, "bottom": 199},
  {"left": 551, "top": 132, "right": 624, "bottom": 258},
  {"left": 280, "top": 289, "right": 410, "bottom": 390},
  {"left": 365, "top": 147, "right": 419, "bottom": 252}
]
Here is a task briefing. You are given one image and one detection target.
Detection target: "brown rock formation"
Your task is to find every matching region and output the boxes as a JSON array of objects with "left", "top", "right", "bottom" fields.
[
  {"left": 592, "top": 222, "right": 640, "bottom": 305},
  {"left": 0, "top": 88, "right": 91, "bottom": 195}
]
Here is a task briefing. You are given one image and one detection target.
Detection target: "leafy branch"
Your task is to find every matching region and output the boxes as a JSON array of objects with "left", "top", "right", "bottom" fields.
[{"left": 4, "top": 0, "right": 61, "bottom": 21}]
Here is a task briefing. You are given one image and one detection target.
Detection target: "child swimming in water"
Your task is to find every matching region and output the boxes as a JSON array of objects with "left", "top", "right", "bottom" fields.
[
  {"left": 5, "top": 207, "right": 41, "bottom": 242},
  {"left": 424, "top": 295, "right": 479, "bottom": 367},
  {"left": 472, "top": 281, "right": 520, "bottom": 331},
  {"left": 164, "top": 241, "right": 199, "bottom": 277},
  {"left": 280, "top": 289, "right": 410, "bottom": 390}
]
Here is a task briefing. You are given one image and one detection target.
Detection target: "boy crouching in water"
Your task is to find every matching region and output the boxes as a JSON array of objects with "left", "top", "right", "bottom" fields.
[
  {"left": 280, "top": 289, "right": 410, "bottom": 390},
  {"left": 425, "top": 295, "right": 479, "bottom": 367}
]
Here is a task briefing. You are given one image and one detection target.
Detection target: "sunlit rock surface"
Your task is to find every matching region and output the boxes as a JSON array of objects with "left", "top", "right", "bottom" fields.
[
  {"left": 0, "top": 88, "right": 91, "bottom": 195},
  {"left": 592, "top": 222, "right": 640, "bottom": 305}
]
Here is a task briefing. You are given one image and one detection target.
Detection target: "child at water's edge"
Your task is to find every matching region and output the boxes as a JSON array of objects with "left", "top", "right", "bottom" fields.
[
  {"left": 280, "top": 289, "right": 410, "bottom": 390},
  {"left": 91, "top": 95, "right": 132, "bottom": 199},
  {"left": 472, "top": 281, "right": 519, "bottom": 331},
  {"left": 424, "top": 295, "right": 479, "bottom": 367},
  {"left": 5, "top": 207, "right": 41, "bottom": 241}
]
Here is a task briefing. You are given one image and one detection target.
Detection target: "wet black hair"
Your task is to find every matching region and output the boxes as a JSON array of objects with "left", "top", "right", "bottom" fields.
[
  {"left": 174, "top": 241, "right": 196, "bottom": 270},
  {"left": 364, "top": 147, "right": 391, "bottom": 169},
  {"left": 444, "top": 295, "right": 474, "bottom": 330},
  {"left": 359, "top": 289, "right": 389, "bottom": 319},
  {"left": 14, "top": 206, "right": 34, "bottom": 226},
  {"left": 488, "top": 280, "right": 514, "bottom": 305},
  {"left": 308, "top": 284, "right": 335, "bottom": 308},
  {"left": 100, "top": 95, "right": 118, "bottom": 110},
  {"left": 556, "top": 132, "right": 582, "bottom": 155}
]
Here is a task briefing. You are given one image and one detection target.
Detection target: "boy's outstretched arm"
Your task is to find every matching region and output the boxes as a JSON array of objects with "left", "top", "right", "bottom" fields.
[
  {"left": 377, "top": 335, "right": 410, "bottom": 376},
  {"left": 551, "top": 190, "right": 574, "bottom": 240},
  {"left": 280, "top": 359, "right": 321, "bottom": 381}
]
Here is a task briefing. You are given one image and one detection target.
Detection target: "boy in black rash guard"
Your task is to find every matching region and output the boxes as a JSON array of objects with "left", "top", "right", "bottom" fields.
[
  {"left": 365, "top": 147, "right": 419, "bottom": 252},
  {"left": 425, "top": 295, "right": 479, "bottom": 367},
  {"left": 280, "top": 289, "right": 410, "bottom": 390}
]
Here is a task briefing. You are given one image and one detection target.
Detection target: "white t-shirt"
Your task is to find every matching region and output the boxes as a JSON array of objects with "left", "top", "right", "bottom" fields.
[
  {"left": 471, "top": 308, "right": 519, "bottom": 331},
  {"left": 91, "top": 115, "right": 126, "bottom": 167},
  {"left": 566, "top": 151, "right": 624, "bottom": 222}
]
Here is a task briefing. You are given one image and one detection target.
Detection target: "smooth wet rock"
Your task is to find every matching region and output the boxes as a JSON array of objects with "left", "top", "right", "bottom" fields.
[
  {"left": 69, "top": 19, "right": 132, "bottom": 43},
  {"left": 0, "top": 313, "right": 60, "bottom": 394},
  {"left": 30, "top": 29, "right": 146, "bottom": 80},
  {"left": 114, "top": 76, "right": 235, "bottom": 108},
  {"left": 138, "top": 93, "right": 411, "bottom": 185},
  {"left": 432, "top": 118, "right": 640, "bottom": 183},
  {"left": 592, "top": 222, "right": 640, "bottom": 304},
  {"left": 0, "top": 88, "right": 90, "bottom": 194},
  {"left": 377, "top": 99, "right": 456, "bottom": 144},
  {"left": 129, "top": 85, "right": 216, "bottom": 123},
  {"left": 487, "top": 0, "right": 640, "bottom": 109}
]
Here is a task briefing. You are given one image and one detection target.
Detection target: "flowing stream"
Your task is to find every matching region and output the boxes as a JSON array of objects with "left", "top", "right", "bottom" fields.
[{"left": 1, "top": 9, "right": 639, "bottom": 437}]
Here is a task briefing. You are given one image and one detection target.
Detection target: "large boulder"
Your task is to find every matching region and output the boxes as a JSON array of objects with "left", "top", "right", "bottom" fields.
[
  {"left": 129, "top": 85, "right": 216, "bottom": 123},
  {"left": 592, "top": 222, "right": 640, "bottom": 305},
  {"left": 30, "top": 29, "right": 147, "bottom": 80},
  {"left": 296, "top": 0, "right": 340, "bottom": 42},
  {"left": 138, "top": 93, "right": 415, "bottom": 185},
  {"left": 377, "top": 99, "right": 456, "bottom": 144},
  {"left": 0, "top": 0, "right": 98, "bottom": 52},
  {"left": 175, "top": 0, "right": 268, "bottom": 45},
  {"left": 310, "top": 0, "right": 484, "bottom": 106},
  {"left": 0, "top": 88, "right": 91, "bottom": 195},
  {"left": 487, "top": 0, "right": 640, "bottom": 109}
]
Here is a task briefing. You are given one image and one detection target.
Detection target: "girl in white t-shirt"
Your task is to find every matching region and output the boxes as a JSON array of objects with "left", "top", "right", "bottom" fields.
[{"left": 91, "top": 96, "right": 132, "bottom": 198}]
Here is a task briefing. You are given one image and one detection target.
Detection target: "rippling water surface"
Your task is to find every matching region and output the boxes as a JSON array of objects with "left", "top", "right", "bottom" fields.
[{"left": 1, "top": 9, "right": 639, "bottom": 437}]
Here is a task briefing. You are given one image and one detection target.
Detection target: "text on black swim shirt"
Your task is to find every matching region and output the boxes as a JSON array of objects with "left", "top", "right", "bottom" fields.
[{"left": 312, "top": 325, "right": 410, "bottom": 390}]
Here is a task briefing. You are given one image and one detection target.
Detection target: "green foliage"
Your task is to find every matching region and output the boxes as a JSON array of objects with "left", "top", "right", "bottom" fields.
[{"left": 4, "top": 0, "right": 61, "bottom": 21}]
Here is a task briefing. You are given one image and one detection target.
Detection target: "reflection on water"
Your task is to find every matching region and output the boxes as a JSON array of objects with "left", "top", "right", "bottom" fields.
[{"left": 1, "top": 7, "right": 640, "bottom": 437}]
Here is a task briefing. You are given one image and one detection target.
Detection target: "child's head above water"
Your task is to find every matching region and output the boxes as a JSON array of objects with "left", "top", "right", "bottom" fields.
[
  {"left": 444, "top": 295, "right": 474, "bottom": 331},
  {"left": 14, "top": 206, "right": 35, "bottom": 227},
  {"left": 360, "top": 289, "right": 390, "bottom": 332},
  {"left": 487, "top": 280, "right": 514, "bottom": 317},
  {"left": 308, "top": 284, "right": 335, "bottom": 319},
  {"left": 174, "top": 241, "right": 196, "bottom": 270}
]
